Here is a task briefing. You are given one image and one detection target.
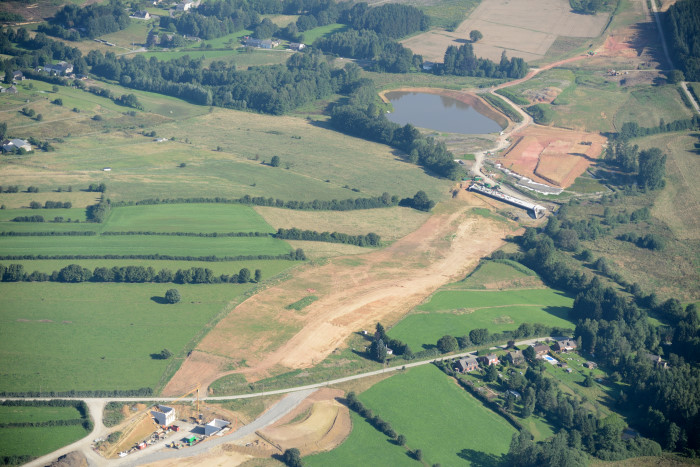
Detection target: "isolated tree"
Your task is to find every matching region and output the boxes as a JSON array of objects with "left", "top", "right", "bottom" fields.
[
  {"left": 437, "top": 335, "right": 458, "bottom": 353},
  {"left": 375, "top": 322, "right": 387, "bottom": 342},
  {"left": 469, "top": 328, "right": 489, "bottom": 345},
  {"left": 523, "top": 345, "right": 536, "bottom": 362},
  {"left": 469, "top": 30, "right": 483, "bottom": 42},
  {"left": 281, "top": 448, "right": 303, "bottom": 467},
  {"left": 254, "top": 269, "right": 262, "bottom": 282},
  {"left": 485, "top": 363, "right": 499, "bottom": 382},
  {"left": 158, "top": 348, "right": 172, "bottom": 359},
  {"left": 584, "top": 372, "right": 595, "bottom": 387},
  {"left": 0, "top": 122, "right": 6, "bottom": 140},
  {"left": 397, "top": 434, "right": 406, "bottom": 446},
  {"left": 667, "top": 69, "right": 684, "bottom": 84},
  {"left": 164, "top": 288, "right": 181, "bottom": 304},
  {"left": 270, "top": 155, "right": 281, "bottom": 167},
  {"left": 413, "top": 449, "right": 423, "bottom": 461},
  {"left": 36, "top": 114, "right": 43, "bottom": 121}
]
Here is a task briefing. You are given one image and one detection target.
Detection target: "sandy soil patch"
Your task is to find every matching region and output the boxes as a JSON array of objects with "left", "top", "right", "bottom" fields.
[
  {"left": 163, "top": 351, "right": 232, "bottom": 397},
  {"left": 258, "top": 388, "right": 351, "bottom": 455},
  {"left": 109, "top": 414, "right": 158, "bottom": 457},
  {"left": 598, "top": 34, "right": 639, "bottom": 59},
  {"left": 498, "top": 126, "right": 606, "bottom": 188},
  {"left": 403, "top": 0, "right": 608, "bottom": 62},
  {"left": 166, "top": 194, "right": 512, "bottom": 391},
  {"left": 143, "top": 447, "right": 253, "bottom": 467}
]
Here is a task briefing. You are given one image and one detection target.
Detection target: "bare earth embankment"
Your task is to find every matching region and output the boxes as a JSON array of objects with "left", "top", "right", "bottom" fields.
[{"left": 163, "top": 194, "right": 515, "bottom": 395}]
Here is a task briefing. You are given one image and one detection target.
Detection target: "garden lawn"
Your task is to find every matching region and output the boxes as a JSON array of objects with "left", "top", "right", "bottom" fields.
[
  {"left": 104, "top": 204, "right": 275, "bottom": 233},
  {"left": 0, "top": 425, "right": 89, "bottom": 460},
  {"left": 360, "top": 365, "right": 516, "bottom": 466},
  {"left": 389, "top": 289, "right": 574, "bottom": 350},
  {"left": 305, "top": 411, "right": 412, "bottom": 467},
  {"left": 0, "top": 234, "right": 291, "bottom": 257},
  {"left": 0, "top": 282, "right": 256, "bottom": 393}
]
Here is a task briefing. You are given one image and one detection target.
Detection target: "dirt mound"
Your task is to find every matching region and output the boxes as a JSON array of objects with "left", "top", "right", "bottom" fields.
[
  {"left": 47, "top": 451, "right": 87, "bottom": 467},
  {"left": 163, "top": 351, "right": 231, "bottom": 397},
  {"left": 498, "top": 126, "right": 606, "bottom": 188},
  {"left": 258, "top": 388, "right": 351, "bottom": 455},
  {"left": 523, "top": 87, "right": 562, "bottom": 104}
]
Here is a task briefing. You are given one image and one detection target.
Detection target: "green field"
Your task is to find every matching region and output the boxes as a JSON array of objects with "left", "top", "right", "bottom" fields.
[
  {"left": 0, "top": 235, "right": 291, "bottom": 257},
  {"left": 389, "top": 288, "right": 574, "bottom": 350},
  {"left": 305, "top": 411, "right": 412, "bottom": 467},
  {"left": 0, "top": 282, "right": 262, "bottom": 393},
  {"left": 0, "top": 405, "right": 82, "bottom": 423},
  {"left": 300, "top": 23, "right": 348, "bottom": 43},
  {"left": 104, "top": 204, "right": 276, "bottom": 233},
  {"left": 310, "top": 365, "right": 516, "bottom": 466},
  {"left": 0, "top": 425, "right": 89, "bottom": 460}
]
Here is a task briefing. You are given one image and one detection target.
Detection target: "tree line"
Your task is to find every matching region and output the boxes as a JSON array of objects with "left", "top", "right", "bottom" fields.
[
  {"left": 617, "top": 116, "right": 700, "bottom": 140},
  {"left": 663, "top": 0, "right": 700, "bottom": 81},
  {"left": 29, "top": 201, "right": 72, "bottom": 209},
  {"left": 0, "top": 250, "right": 306, "bottom": 262},
  {"left": 110, "top": 192, "right": 401, "bottom": 211},
  {"left": 274, "top": 228, "right": 381, "bottom": 246}
]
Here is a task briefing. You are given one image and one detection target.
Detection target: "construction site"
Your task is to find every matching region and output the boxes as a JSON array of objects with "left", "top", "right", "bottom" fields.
[
  {"left": 95, "top": 385, "right": 234, "bottom": 460},
  {"left": 468, "top": 183, "right": 547, "bottom": 218}
]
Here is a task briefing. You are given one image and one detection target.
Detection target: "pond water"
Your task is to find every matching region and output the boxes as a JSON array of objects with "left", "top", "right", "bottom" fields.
[{"left": 384, "top": 91, "right": 504, "bottom": 135}]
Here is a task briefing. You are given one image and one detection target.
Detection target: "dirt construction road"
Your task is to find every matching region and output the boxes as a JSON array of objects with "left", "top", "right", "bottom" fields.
[{"left": 164, "top": 195, "right": 514, "bottom": 394}]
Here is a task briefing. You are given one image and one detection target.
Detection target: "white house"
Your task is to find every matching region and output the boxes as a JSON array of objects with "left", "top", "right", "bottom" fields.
[
  {"left": 177, "top": 0, "right": 200, "bottom": 11},
  {"left": 44, "top": 61, "right": 74, "bottom": 75}
]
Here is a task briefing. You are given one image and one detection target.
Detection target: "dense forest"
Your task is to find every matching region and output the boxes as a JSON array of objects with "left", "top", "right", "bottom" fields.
[
  {"left": 663, "top": 0, "right": 700, "bottom": 81},
  {"left": 438, "top": 46, "right": 529, "bottom": 79},
  {"left": 38, "top": 0, "right": 131, "bottom": 40}
]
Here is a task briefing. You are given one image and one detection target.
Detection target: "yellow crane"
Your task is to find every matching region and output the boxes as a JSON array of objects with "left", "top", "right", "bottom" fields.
[{"left": 168, "top": 383, "right": 201, "bottom": 415}]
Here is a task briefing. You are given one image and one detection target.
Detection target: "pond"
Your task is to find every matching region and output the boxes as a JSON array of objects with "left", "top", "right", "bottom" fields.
[{"left": 384, "top": 91, "right": 505, "bottom": 135}]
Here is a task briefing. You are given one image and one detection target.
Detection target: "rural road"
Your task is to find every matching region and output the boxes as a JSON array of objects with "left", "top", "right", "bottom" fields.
[{"left": 10, "top": 337, "right": 552, "bottom": 467}]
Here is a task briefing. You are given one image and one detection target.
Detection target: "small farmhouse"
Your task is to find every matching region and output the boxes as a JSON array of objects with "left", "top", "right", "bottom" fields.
[
  {"left": 505, "top": 350, "right": 524, "bottom": 365},
  {"left": 177, "top": 0, "right": 201, "bottom": 11},
  {"left": 554, "top": 339, "right": 577, "bottom": 353},
  {"left": 132, "top": 10, "right": 151, "bottom": 19},
  {"left": 245, "top": 37, "right": 279, "bottom": 49},
  {"left": 454, "top": 357, "right": 479, "bottom": 373},
  {"left": 532, "top": 343, "right": 550, "bottom": 357},
  {"left": 646, "top": 353, "right": 668, "bottom": 369},
  {"left": 12, "top": 70, "right": 24, "bottom": 81},
  {"left": 479, "top": 354, "right": 499, "bottom": 366},
  {"left": 288, "top": 43, "right": 305, "bottom": 51}
]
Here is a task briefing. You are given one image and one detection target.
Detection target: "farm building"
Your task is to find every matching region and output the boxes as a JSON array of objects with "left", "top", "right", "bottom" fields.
[
  {"left": 2, "top": 138, "right": 31, "bottom": 152},
  {"left": 244, "top": 37, "right": 279, "bottom": 49},
  {"left": 12, "top": 71, "right": 24, "bottom": 81},
  {"left": 646, "top": 353, "right": 668, "bottom": 369},
  {"left": 132, "top": 10, "right": 151, "bottom": 19},
  {"left": 532, "top": 343, "right": 550, "bottom": 357},
  {"left": 203, "top": 419, "right": 230, "bottom": 436},
  {"left": 177, "top": 0, "right": 200, "bottom": 11},
  {"left": 584, "top": 361, "right": 597, "bottom": 369},
  {"left": 454, "top": 357, "right": 479, "bottom": 373},
  {"left": 288, "top": 43, "right": 305, "bottom": 51},
  {"left": 6, "top": 85, "right": 18, "bottom": 94},
  {"left": 44, "top": 61, "right": 74, "bottom": 75},
  {"left": 554, "top": 339, "right": 577, "bottom": 353},
  {"left": 479, "top": 354, "right": 499, "bottom": 366},
  {"left": 151, "top": 405, "right": 176, "bottom": 426}
]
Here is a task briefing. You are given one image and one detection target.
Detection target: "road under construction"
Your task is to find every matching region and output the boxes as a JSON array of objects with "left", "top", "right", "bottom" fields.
[{"left": 468, "top": 183, "right": 547, "bottom": 218}]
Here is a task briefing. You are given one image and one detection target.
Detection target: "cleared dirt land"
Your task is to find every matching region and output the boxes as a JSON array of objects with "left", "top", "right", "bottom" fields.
[
  {"left": 163, "top": 194, "right": 515, "bottom": 395},
  {"left": 403, "top": 0, "right": 609, "bottom": 63},
  {"left": 497, "top": 126, "right": 607, "bottom": 188}
]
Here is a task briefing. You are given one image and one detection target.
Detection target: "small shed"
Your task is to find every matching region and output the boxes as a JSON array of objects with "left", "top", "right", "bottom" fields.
[{"left": 584, "top": 361, "right": 597, "bottom": 369}]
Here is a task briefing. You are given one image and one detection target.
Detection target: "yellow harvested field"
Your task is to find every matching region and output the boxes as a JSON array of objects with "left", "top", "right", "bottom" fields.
[{"left": 402, "top": 0, "right": 609, "bottom": 62}]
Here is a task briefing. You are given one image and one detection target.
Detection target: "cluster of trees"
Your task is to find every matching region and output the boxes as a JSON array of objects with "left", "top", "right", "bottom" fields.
[
  {"left": 438, "top": 46, "right": 529, "bottom": 79},
  {"left": 274, "top": 228, "right": 380, "bottom": 246},
  {"left": 102, "top": 231, "right": 269, "bottom": 238},
  {"left": 29, "top": 201, "right": 72, "bottom": 209},
  {"left": 604, "top": 141, "right": 668, "bottom": 190},
  {"left": 525, "top": 103, "right": 554, "bottom": 125},
  {"left": 87, "top": 197, "right": 110, "bottom": 223},
  {"left": 11, "top": 215, "right": 45, "bottom": 222},
  {"left": 0, "top": 263, "right": 264, "bottom": 285},
  {"left": 38, "top": 0, "right": 130, "bottom": 40},
  {"left": 87, "top": 183, "right": 107, "bottom": 193},
  {"left": 616, "top": 232, "right": 666, "bottom": 251},
  {"left": 111, "top": 192, "right": 400, "bottom": 212},
  {"left": 313, "top": 30, "right": 422, "bottom": 73},
  {"left": 114, "top": 93, "right": 142, "bottom": 110},
  {"left": 0, "top": 185, "right": 19, "bottom": 193},
  {"left": 344, "top": 3, "right": 429, "bottom": 38},
  {"left": 663, "top": 0, "right": 700, "bottom": 81},
  {"left": 398, "top": 190, "right": 435, "bottom": 212},
  {"left": 569, "top": 0, "right": 605, "bottom": 14},
  {"left": 509, "top": 202, "right": 700, "bottom": 454},
  {"left": 0, "top": 28, "right": 86, "bottom": 75},
  {"left": 0, "top": 387, "right": 153, "bottom": 398},
  {"left": 0, "top": 232, "right": 95, "bottom": 237},
  {"left": 369, "top": 322, "right": 411, "bottom": 362},
  {"left": 330, "top": 103, "right": 462, "bottom": 179}
]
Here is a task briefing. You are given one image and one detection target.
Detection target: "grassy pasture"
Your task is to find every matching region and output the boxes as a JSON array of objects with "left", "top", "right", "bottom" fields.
[
  {"left": 389, "top": 288, "right": 574, "bottom": 350},
  {"left": 305, "top": 411, "right": 412, "bottom": 467},
  {"left": 0, "top": 234, "right": 291, "bottom": 257},
  {"left": 0, "top": 282, "right": 258, "bottom": 393},
  {"left": 105, "top": 204, "right": 276, "bottom": 233},
  {"left": 358, "top": 365, "right": 516, "bottom": 466},
  {"left": 300, "top": 23, "right": 348, "bottom": 44},
  {"left": 503, "top": 68, "right": 576, "bottom": 104},
  {"left": 0, "top": 425, "right": 89, "bottom": 461},
  {"left": 613, "top": 85, "right": 694, "bottom": 130},
  {"left": 0, "top": 405, "right": 82, "bottom": 423},
  {"left": 254, "top": 206, "right": 430, "bottom": 242},
  {"left": 566, "top": 174, "right": 609, "bottom": 194},
  {"left": 98, "top": 18, "right": 153, "bottom": 48},
  {"left": 457, "top": 260, "right": 539, "bottom": 289}
]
